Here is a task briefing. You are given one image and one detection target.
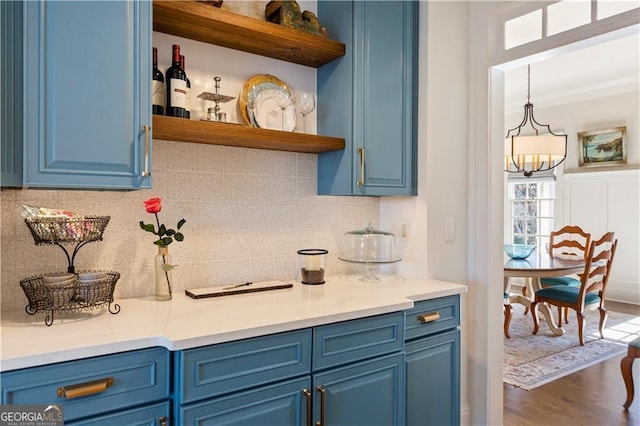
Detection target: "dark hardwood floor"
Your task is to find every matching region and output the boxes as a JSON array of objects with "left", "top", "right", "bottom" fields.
[{"left": 504, "top": 301, "right": 640, "bottom": 426}]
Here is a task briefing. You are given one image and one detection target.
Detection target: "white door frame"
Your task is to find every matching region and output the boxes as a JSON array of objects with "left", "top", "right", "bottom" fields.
[{"left": 467, "top": 2, "right": 639, "bottom": 424}]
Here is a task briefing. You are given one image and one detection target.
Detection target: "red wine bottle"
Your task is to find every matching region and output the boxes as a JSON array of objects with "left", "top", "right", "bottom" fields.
[
  {"left": 179, "top": 54, "right": 191, "bottom": 119},
  {"left": 152, "top": 47, "right": 165, "bottom": 115},
  {"left": 165, "top": 44, "right": 187, "bottom": 118}
]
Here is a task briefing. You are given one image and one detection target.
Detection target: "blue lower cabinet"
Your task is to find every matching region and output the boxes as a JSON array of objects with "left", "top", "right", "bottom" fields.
[
  {"left": 179, "top": 377, "right": 310, "bottom": 426},
  {"left": 313, "top": 352, "right": 405, "bottom": 426},
  {"left": 65, "top": 401, "right": 170, "bottom": 426},
  {"left": 406, "top": 329, "right": 461, "bottom": 426},
  {"left": 313, "top": 311, "right": 404, "bottom": 370},
  {"left": 0, "top": 347, "right": 170, "bottom": 424},
  {"left": 176, "top": 329, "right": 312, "bottom": 404},
  {"left": 175, "top": 314, "right": 408, "bottom": 426}
]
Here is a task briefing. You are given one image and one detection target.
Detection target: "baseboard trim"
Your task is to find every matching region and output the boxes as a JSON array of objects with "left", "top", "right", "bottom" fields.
[{"left": 461, "top": 402, "right": 470, "bottom": 425}]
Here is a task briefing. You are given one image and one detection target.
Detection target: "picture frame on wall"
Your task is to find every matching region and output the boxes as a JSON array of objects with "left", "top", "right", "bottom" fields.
[{"left": 577, "top": 127, "right": 627, "bottom": 168}]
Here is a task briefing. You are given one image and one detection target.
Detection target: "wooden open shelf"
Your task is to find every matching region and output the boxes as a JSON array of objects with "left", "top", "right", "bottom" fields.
[
  {"left": 153, "top": 1, "right": 345, "bottom": 68},
  {"left": 153, "top": 116, "right": 345, "bottom": 154}
]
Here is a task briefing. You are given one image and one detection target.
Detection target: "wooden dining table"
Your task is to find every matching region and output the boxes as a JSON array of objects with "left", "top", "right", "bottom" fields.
[{"left": 504, "top": 249, "right": 587, "bottom": 335}]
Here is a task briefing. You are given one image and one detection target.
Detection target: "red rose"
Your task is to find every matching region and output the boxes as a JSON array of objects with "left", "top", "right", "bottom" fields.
[{"left": 144, "top": 197, "right": 162, "bottom": 214}]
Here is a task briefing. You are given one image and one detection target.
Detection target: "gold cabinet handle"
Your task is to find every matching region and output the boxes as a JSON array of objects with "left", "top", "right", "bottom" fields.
[
  {"left": 57, "top": 377, "right": 113, "bottom": 399},
  {"left": 158, "top": 416, "right": 168, "bottom": 426},
  {"left": 142, "top": 124, "right": 151, "bottom": 177},
  {"left": 302, "top": 388, "right": 312, "bottom": 426},
  {"left": 417, "top": 311, "right": 440, "bottom": 324},
  {"left": 315, "top": 385, "right": 326, "bottom": 426},
  {"left": 356, "top": 147, "right": 365, "bottom": 186}
]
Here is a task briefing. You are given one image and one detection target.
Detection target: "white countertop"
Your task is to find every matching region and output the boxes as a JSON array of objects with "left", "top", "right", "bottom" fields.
[{"left": 0, "top": 276, "right": 466, "bottom": 372}]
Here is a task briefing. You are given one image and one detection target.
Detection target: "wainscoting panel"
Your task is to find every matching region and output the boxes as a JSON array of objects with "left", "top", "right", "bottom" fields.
[{"left": 563, "top": 169, "right": 640, "bottom": 304}]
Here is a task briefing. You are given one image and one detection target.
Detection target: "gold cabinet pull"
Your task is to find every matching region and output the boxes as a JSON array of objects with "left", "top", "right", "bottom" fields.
[
  {"left": 356, "top": 147, "right": 365, "bottom": 186},
  {"left": 158, "top": 416, "right": 168, "bottom": 426},
  {"left": 57, "top": 377, "right": 113, "bottom": 399},
  {"left": 142, "top": 124, "right": 151, "bottom": 177},
  {"left": 417, "top": 311, "right": 440, "bottom": 324},
  {"left": 315, "top": 385, "right": 326, "bottom": 426},
  {"left": 302, "top": 388, "right": 312, "bottom": 426}
]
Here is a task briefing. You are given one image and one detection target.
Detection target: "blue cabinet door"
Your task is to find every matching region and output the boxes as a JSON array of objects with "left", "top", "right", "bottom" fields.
[
  {"left": 313, "top": 352, "right": 405, "bottom": 426},
  {"left": 22, "top": 0, "right": 151, "bottom": 189},
  {"left": 65, "top": 401, "right": 170, "bottom": 426},
  {"left": 0, "top": 1, "right": 23, "bottom": 187},
  {"left": 179, "top": 377, "right": 310, "bottom": 426},
  {"left": 318, "top": 1, "right": 418, "bottom": 196},
  {"left": 406, "top": 330, "right": 461, "bottom": 426},
  {"left": 0, "top": 347, "right": 170, "bottom": 423}
]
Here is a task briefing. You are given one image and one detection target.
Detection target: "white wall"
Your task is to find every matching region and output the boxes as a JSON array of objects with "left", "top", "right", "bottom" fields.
[{"left": 380, "top": 1, "right": 471, "bottom": 423}]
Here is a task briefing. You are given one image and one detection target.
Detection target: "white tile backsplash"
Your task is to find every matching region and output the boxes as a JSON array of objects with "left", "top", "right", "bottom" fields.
[{"left": 0, "top": 140, "right": 378, "bottom": 311}]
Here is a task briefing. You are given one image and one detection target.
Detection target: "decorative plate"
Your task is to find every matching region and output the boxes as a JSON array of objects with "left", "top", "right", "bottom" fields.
[
  {"left": 238, "top": 74, "right": 294, "bottom": 128},
  {"left": 253, "top": 89, "right": 296, "bottom": 131}
]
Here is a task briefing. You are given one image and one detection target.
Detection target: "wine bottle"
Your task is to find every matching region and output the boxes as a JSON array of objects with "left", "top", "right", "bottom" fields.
[
  {"left": 179, "top": 54, "right": 191, "bottom": 119},
  {"left": 165, "top": 44, "right": 187, "bottom": 118},
  {"left": 152, "top": 47, "right": 165, "bottom": 115}
]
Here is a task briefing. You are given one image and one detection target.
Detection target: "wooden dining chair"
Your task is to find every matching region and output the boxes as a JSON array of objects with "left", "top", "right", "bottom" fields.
[
  {"left": 540, "top": 225, "right": 592, "bottom": 325},
  {"left": 504, "top": 291, "right": 513, "bottom": 338},
  {"left": 531, "top": 232, "right": 617, "bottom": 346},
  {"left": 621, "top": 336, "right": 640, "bottom": 409}
]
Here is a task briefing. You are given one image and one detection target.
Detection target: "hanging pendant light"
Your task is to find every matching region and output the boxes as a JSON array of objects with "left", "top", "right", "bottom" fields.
[{"left": 505, "top": 65, "right": 567, "bottom": 178}]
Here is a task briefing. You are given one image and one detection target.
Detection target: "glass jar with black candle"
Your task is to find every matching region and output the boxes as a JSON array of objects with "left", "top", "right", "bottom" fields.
[
  {"left": 179, "top": 54, "right": 191, "bottom": 119},
  {"left": 165, "top": 44, "right": 187, "bottom": 118},
  {"left": 152, "top": 47, "right": 165, "bottom": 115}
]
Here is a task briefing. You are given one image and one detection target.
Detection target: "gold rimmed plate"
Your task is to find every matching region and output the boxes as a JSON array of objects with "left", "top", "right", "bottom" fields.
[{"left": 238, "top": 74, "right": 293, "bottom": 127}]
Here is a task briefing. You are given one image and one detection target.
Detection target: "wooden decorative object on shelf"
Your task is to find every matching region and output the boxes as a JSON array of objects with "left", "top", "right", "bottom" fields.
[
  {"left": 153, "top": 1, "right": 344, "bottom": 68},
  {"left": 265, "top": 0, "right": 327, "bottom": 37},
  {"left": 198, "top": 0, "right": 223, "bottom": 7}
]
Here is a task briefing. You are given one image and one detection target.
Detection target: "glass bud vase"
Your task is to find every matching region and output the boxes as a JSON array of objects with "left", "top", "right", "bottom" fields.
[{"left": 155, "top": 246, "right": 173, "bottom": 301}]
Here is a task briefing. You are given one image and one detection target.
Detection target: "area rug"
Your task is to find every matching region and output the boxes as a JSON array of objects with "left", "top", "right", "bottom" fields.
[{"left": 503, "top": 304, "right": 640, "bottom": 390}]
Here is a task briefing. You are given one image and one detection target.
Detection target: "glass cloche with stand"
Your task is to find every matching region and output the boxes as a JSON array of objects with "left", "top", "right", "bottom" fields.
[{"left": 339, "top": 223, "right": 403, "bottom": 283}]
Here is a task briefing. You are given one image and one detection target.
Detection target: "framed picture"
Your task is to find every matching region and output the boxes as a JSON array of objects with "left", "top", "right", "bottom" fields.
[{"left": 578, "top": 127, "right": 627, "bottom": 168}]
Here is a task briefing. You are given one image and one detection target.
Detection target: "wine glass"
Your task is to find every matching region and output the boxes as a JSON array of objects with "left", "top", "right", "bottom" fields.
[
  {"left": 274, "top": 88, "right": 293, "bottom": 131},
  {"left": 295, "top": 92, "right": 316, "bottom": 133}
]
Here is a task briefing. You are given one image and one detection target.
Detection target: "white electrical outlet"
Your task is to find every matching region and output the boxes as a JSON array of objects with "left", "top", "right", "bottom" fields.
[
  {"left": 400, "top": 224, "right": 409, "bottom": 242},
  {"left": 444, "top": 217, "right": 455, "bottom": 242}
]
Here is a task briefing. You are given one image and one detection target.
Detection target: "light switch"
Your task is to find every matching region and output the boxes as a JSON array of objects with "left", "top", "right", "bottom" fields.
[{"left": 444, "top": 217, "right": 455, "bottom": 242}]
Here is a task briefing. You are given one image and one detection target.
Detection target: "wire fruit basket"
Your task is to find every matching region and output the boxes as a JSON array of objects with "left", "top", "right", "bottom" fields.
[
  {"left": 20, "top": 214, "right": 121, "bottom": 325},
  {"left": 25, "top": 216, "right": 110, "bottom": 273},
  {"left": 20, "top": 271, "right": 121, "bottom": 326}
]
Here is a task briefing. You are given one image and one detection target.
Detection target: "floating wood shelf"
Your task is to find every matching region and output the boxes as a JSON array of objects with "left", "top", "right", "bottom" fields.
[
  {"left": 153, "top": 116, "right": 345, "bottom": 154},
  {"left": 153, "top": 1, "right": 345, "bottom": 68}
]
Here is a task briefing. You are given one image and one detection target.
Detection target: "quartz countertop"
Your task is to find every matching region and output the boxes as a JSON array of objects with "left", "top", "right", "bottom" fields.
[{"left": 0, "top": 276, "right": 466, "bottom": 372}]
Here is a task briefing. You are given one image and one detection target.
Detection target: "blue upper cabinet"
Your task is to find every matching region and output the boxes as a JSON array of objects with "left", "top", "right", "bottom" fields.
[
  {"left": 21, "top": 0, "right": 152, "bottom": 189},
  {"left": 0, "top": 1, "right": 24, "bottom": 187},
  {"left": 317, "top": 1, "right": 418, "bottom": 196}
]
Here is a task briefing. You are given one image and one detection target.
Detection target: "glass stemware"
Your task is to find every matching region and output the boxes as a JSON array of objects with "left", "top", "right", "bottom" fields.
[
  {"left": 295, "top": 92, "right": 316, "bottom": 133},
  {"left": 274, "top": 87, "right": 293, "bottom": 131},
  {"left": 245, "top": 84, "right": 258, "bottom": 127}
]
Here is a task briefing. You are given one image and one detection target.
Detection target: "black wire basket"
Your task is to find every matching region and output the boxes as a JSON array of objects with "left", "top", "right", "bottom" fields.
[
  {"left": 24, "top": 216, "right": 110, "bottom": 273},
  {"left": 20, "top": 271, "right": 121, "bottom": 326}
]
